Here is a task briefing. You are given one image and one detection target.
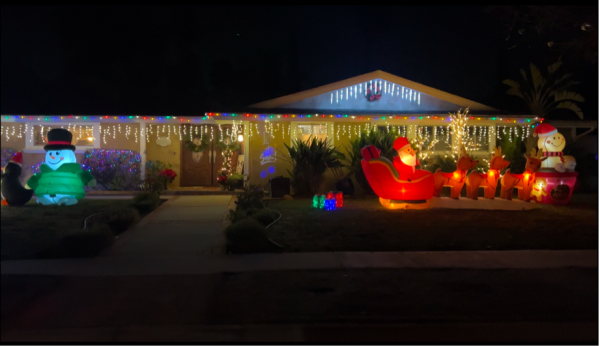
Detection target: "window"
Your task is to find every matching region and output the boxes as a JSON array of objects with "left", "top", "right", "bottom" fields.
[
  {"left": 30, "top": 125, "right": 95, "bottom": 147},
  {"left": 469, "top": 125, "right": 490, "bottom": 150},
  {"left": 26, "top": 124, "right": 99, "bottom": 149},
  {"left": 296, "top": 124, "right": 328, "bottom": 142},
  {"left": 432, "top": 126, "right": 451, "bottom": 151}
]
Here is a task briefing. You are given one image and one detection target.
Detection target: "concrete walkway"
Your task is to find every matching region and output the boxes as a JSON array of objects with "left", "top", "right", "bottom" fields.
[
  {"left": 1, "top": 250, "right": 596, "bottom": 276},
  {"left": 101, "top": 195, "right": 233, "bottom": 258}
]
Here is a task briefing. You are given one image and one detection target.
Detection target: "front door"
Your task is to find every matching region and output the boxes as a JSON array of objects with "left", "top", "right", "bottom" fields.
[{"left": 180, "top": 125, "right": 224, "bottom": 187}]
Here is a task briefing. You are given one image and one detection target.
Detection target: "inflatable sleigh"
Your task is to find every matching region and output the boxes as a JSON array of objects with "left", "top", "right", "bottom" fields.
[{"left": 361, "top": 145, "right": 434, "bottom": 209}]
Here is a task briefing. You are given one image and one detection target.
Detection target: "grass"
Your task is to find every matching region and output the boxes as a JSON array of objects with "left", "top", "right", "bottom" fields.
[
  {"left": 1, "top": 198, "right": 163, "bottom": 260},
  {"left": 265, "top": 194, "right": 598, "bottom": 252}
]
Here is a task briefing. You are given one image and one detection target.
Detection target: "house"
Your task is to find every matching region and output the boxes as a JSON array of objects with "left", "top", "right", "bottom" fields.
[{"left": 1, "top": 70, "right": 544, "bottom": 191}]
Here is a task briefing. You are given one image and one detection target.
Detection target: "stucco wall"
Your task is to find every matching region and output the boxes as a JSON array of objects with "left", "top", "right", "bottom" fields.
[
  {"left": 280, "top": 84, "right": 460, "bottom": 112},
  {"left": 247, "top": 121, "right": 292, "bottom": 189},
  {"left": 145, "top": 131, "right": 181, "bottom": 188}
]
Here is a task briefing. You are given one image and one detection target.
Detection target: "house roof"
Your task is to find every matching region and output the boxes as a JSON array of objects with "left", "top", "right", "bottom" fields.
[{"left": 250, "top": 70, "right": 499, "bottom": 112}]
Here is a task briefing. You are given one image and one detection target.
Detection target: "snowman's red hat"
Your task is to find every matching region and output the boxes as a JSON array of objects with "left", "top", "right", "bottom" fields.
[
  {"left": 9, "top": 152, "right": 23, "bottom": 167},
  {"left": 393, "top": 137, "right": 411, "bottom": 151},
  {"left": 533, "top": 123, "right": 558, "bottom": 138}
]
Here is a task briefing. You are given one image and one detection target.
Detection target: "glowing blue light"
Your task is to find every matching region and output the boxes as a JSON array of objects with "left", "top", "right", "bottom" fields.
[
  {"left": 260, "top": 170, "right": 267, "bottom": 178},
  {"left": 268, "top": 166, "right": 275, "bottom": 174}
]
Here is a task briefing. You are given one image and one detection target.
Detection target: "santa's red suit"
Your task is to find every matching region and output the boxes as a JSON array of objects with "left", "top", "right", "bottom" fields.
[{"left": 392, "top": 137, "right": 427, "bottom": 181}]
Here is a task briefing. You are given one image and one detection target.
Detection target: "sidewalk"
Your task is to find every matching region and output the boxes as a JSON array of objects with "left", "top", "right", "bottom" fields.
[
  {"left": 1, "top": 250, "right": 596, "bottom": 276},
  {"left": 100, "top": 195, "right": 233, "bottom": 258}
]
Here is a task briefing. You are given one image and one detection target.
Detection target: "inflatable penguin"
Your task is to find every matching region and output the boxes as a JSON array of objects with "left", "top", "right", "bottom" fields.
[
  {"left": 26, "top": 128, "right": 96, "bottom": 206},
  {"left": 1, "top": 152, "right": 34, "bottom": 206}
]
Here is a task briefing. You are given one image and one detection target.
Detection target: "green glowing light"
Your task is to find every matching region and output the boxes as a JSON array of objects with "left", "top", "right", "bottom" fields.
[
  {"left": 319, "top": 195, "right": 325, "bottom": 209},
  {"left": 312, "top": 195, "right": 319, "bottom": 208}
]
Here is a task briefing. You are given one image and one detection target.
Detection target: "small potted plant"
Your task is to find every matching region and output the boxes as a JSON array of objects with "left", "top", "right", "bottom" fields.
[
  {"left": 225, "top": 173, "right": 243, "bottom": 191},
  {"left": 157, "top": 168, "right": 177, "bottom": 190},
  {"left": 217, "top": 171, "right": 227, "bottom": 191}
]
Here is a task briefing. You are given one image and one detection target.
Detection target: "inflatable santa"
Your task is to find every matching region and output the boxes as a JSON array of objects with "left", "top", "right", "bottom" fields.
[
  {"left": 534, "top": 123, "right": 572, "bottom": 171},
  {"left": 392, "top": 137, "right": 431, "bottom": 181}
]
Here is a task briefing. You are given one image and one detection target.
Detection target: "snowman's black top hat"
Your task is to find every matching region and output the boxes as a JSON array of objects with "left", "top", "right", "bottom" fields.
[{"left": 44, "top": 128, "right": 76, "bottom": 151}]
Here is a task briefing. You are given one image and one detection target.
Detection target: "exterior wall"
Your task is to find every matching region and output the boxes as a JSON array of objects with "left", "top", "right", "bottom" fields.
[
  {"left": 279, "top": 79, "right": 461, "bottom": 112},
  {"left": 145, "top": 130, "right": 181, "bottom": 188},
  {"left": 247, "top": 120, "right": 292, "bottom": 188}
]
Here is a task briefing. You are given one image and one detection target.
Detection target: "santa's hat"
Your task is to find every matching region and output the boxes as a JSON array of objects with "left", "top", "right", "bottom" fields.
[
  {"left": 533, "top": 123, "right": 558, "bottom": 137},
  {"left": 9, "top": 152, "right": 23, "bottom": 167},
  {"left": 393, "top": 137, "right": 411, "bottom": 151}
]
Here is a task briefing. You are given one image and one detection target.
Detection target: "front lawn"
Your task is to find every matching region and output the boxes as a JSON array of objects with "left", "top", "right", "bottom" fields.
[
  {"left": 265, "top": 194, "right": 598, "bottom": 252},
  {"left": 1, "top": 199, "right": 158, "bottom": 260}
]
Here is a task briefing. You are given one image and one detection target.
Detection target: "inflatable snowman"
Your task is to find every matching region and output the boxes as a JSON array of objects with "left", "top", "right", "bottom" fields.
[
  {"left": 533, "top": 123, "right": 574, "bottom": 171},
  {"left": 27, "top": 128, "right": 96, "bottom": 206}
]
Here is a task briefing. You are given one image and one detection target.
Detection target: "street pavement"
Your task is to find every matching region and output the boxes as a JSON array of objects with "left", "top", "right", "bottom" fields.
[{"left": 1, "top": 195, "right": 597, "bottom": 342}]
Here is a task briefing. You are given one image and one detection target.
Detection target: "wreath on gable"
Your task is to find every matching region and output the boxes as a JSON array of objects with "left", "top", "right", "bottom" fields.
[
  {"left": 366, "top": 86, "right": 382, "bottom": 102},
  {"left": 185, "top": 134, "right": 209, "bottom": 153}
]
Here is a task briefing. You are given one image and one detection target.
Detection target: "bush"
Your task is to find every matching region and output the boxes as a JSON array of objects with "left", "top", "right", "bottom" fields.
[
  {"left": 251, "top": 209, "right": 279, "bottom": 226},
  {"left": 283, "top": 136, "right": 346, "bottom": 197},
  {"left": 225, "top": 218, "right": 272, "bottom": 254},
  {"left": 130, "top": 191, "right": 161, "bottom": 214},
  {"left": 82, "top": 149, "right": 142, "bottom": 190},
  {"left": 102, "top": 208, "right": 141, "bottom": 235},
  {"left": 235, "top": 184, "right": 265, "bottom": 210},
  {"left": 346, "top": 128, "right": 396, "bottom": 194},
  {"left": 226, "top": 173, "right": 244, "bottom": 190},
  {"left": 42, "top": 223, "right": 115, "bottom": 258}
]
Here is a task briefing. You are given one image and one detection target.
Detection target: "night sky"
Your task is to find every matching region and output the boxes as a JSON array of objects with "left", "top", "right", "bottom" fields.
[{"left": 1, "top": 6, "right": 597, "bottom": 119}]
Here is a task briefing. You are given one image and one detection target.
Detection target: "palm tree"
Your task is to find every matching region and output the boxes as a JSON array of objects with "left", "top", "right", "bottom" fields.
[{"left": 503, "top": 61, "right": 584, "bottom": 119}]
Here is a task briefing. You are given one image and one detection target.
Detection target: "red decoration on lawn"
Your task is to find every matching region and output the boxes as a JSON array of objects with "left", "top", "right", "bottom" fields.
[
  {"left": 326, "top": 191, "right": 334, "bottom": 200},
  {"left": 361, "top": 139, "right": 434, "bottom": 209},
  {"left": 335, "top": 192, "right": 343, "bottom": 208}
]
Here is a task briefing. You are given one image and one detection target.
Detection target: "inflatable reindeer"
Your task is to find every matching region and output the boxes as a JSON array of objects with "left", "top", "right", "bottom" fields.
[
  {"left": 465, "top": 146, "right": 510, "bottom": 200},
  {"left": 500, "top": 148, "right": 547, "bottom": 201},
  {"left": 433, "top": 146, "right": 479, "bottom": 199}
]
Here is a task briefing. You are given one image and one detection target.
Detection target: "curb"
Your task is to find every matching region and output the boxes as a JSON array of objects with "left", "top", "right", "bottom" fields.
[
  {"left": 1, "top": 321, "right": 596, "bottom": 343},
  {"left": 2, "top": 250, "right": 597, "bottom": 276}
]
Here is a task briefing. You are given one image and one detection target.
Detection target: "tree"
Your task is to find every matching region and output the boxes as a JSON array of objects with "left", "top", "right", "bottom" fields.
[
  {"left": 502, "top": 61, "right": 585, "bottom": 119},
  {"left": 488, "top": 6, "right": 597, "bottom": 64}
]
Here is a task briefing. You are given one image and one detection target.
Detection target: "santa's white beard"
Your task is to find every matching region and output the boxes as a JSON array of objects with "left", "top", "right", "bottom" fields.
[{"left": 400, "top": 152, "right": 416, "bottom": 172}]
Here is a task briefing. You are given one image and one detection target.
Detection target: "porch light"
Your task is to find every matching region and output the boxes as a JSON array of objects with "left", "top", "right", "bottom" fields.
[{"left": 238, "top": 134, "right": 244, "bottom": 142}]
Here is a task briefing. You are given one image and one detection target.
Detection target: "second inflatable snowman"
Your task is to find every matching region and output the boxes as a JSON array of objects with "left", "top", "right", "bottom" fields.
[
  {"left": 534, "top": 123, "right": 573, "bottom": 171},
  {"left": 27, "top": 128, "right": 96, "bottom": 206}
]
